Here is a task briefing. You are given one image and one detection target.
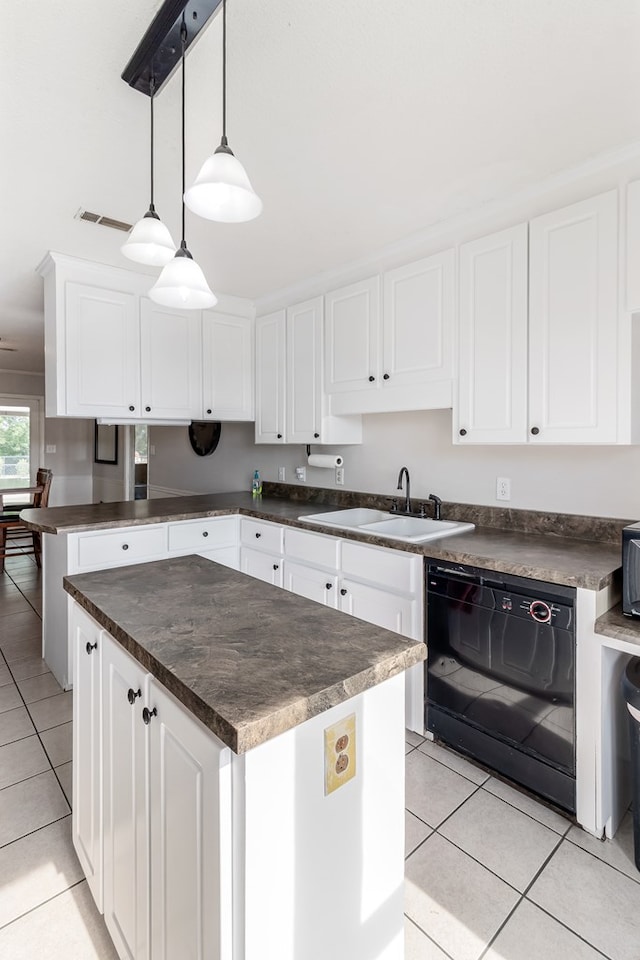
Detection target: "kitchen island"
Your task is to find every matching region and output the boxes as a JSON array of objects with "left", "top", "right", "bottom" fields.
[{"left": 65, "top": 554, "right": 425, "bottom": 960}]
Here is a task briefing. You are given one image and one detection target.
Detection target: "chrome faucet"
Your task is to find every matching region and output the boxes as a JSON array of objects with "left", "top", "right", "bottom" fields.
[{"left": 396, "top": 466, "right": 411, "bottom": 514}]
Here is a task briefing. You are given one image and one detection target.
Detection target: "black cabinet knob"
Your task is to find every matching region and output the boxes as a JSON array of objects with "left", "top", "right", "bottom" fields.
[
  {"left": 122, "top": 543, "right": 129, "bottom": 551},
  {"left": 383, "top": 373, "right": 390, "bottom": 380},
  {"left": 255, "top": 532, "right": 262, "bottom": 538},
  {"left": 85, "top": 641, "right": 97, "bottom": 655},
  {"left": 340, "top": 588, "right": 347, "bottom": 596},
  {"left": 129, "top": 405, "right": 135, "bottom": 412},
  {"left": 206, "top": 408, "right": 212, "bottom": 415},
  {"left": 368, "top": 375, "right": 375, "bottom": 382},
  {"left": 273, "top": 563, "right": 279, "bottom": 571},
  {"left": 326, "top": 582, "right": 332, "bottom": 590},
  {"left": 277, "top": 433, "right": 283, "bottom": 439},
  {"left": 314, "top": 432, "right": 320, "bottom": 439},
  {"left": 127, "top": 687, "right": 141, "bottom": 705},
  {"left": 145, "top": 406, "right": 151, "bottom": 413},
  {"left": 459, "top": 428, "right": 467, "bottom": 437},
  {"left": 202, "top": 530, "right": 209, "bottom": 538},
  {"left": 531, "top": 426, "right": 540, "bottom": 435},
  {"left": 142, "top": 706, "right": 157, "bottom": 725}
]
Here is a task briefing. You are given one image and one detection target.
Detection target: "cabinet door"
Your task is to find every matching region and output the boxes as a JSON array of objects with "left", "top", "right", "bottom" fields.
[
  {"left": 283, "top": 559, "right": 338, "bottom": 607},
  {"left": 71, "top": 605, "right": 103, "bottom": 911},
  {"left": 529, "top": 190, "right": 618, "bottom": 443},
  {"left": 140, "top": 299, "right": 202, "bottom": 420},
  {"left": 339, "top": 578, "right": 418, "bottom": 638},
  {"left": 240, "top": 546, "right": 283, "bottom": 587},
  {"left": 456, "top": 224, "right": 528, "bottom": 443},
  {"left": 286, "top": 296, "right": 323, "bottom": 443},
  {"left": 65, "top": 283, "right": 140, "bottom": 417},
  {"left": 255, "top": 310, "right": 286, "bottom": 442},
  {"left": 148, "top": 679, "right": 232, "bottom": 960},
  {"left": 102, "top": 636, "right": 150, "bottom": 960},
  {"left": 383, "top": 250, "right": 454, "bottom": 387},
  {"left": 202, "top": 311, "right": 254, "bottom": 421},
  {"left": 324, "top": 277, "right": 380, "bottom": 394}
]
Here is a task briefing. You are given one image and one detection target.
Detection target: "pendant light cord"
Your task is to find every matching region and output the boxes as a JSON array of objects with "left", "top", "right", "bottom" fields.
[
  {"left": 181, "top": 18, "right": 187, "bottom": 246},
  {"left": 149, "top": 74, "right": 155, "bottom": 210},
  {"left": 222, "top": 0, "right": 227, "bottom": 143}
]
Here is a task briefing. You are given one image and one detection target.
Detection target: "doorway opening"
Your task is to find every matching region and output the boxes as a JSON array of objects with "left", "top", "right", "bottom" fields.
[{"left": 134, "top": 424, "right": 148, "bottom": 500}]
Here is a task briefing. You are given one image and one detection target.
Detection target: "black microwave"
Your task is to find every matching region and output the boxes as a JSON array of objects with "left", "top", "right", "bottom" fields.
[{"left": 623, "top": 522, "right": 640, "bottom": 616}]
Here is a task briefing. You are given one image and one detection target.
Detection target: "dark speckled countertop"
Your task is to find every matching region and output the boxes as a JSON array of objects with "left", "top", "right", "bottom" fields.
[
  {"left": 23, "top": 491, "right": 623, "bottom": 590},
  {"left": 64, "top": 555, "right": 425, "bottom": 754}
]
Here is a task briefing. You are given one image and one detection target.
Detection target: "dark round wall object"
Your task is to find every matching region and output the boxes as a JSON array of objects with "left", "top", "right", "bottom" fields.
[{"left": 188, "top": 421, "right": 222, "bottom": 457}]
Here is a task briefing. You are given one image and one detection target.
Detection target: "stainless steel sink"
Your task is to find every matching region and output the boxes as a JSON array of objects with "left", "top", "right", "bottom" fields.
[
  {"left": 358, "top": 516, "right": 475, "bottom": 543},
  {"left": 298, "top": 509, "right": 474, "bottom": 542}
]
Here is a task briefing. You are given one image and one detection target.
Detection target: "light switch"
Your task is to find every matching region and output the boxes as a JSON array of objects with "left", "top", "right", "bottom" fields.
[{"left": 46, "top": 445, "right": 56, "bottom": 454}]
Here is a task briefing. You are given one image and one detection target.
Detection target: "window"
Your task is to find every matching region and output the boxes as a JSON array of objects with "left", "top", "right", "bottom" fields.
[{"left": 0, "top": 397, "right": 43, "bottom": 504}]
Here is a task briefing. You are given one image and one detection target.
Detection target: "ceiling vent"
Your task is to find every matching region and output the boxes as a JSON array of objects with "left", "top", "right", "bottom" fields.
[{"left": 75, "top": 209, "right": 133, "bottom": 233}]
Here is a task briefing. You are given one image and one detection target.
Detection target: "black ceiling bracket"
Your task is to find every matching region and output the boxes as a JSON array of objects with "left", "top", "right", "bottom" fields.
[{"left": 122, "top": 0, "right": 223, "bottom": 96}]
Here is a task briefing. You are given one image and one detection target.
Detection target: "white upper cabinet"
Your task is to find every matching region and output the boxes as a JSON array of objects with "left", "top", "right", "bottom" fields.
[
  {"left": 456, "top": 224, "right": 528, "bottom": 443},
  {"left": 324, "top": 277, "right": 380, "bottom": 395},
  {"left": 202, "top": 311, "right": 254, "bottom": 421},
  {"left": 382, "top": 251, "right": 454, "bottom": 388},
  {"left": 140, "top": 299, "right": 202, "bottom": 421},
  {"left": 528, "top": 190, "right": 618, "bottom": 443},
  {"left": 39, "top": 253, "right": 254, "bottom": 423},
  {"left": 254, "top": 310, "right": 286, "bottom": 443},
  {"left": 626, "top": 179, "right": 640, "bottom": 313},
  {"left": 326, "top": 255, "right": 455, "bottom": 415},
  {"left": 286, "top": 296, "right": 323, "bottom": 443},
  {"left": 255, "top": 299, "right": 362, "bottom": 445},
  {"left": 65, "top": 282, "right": 140, "bottom": 418}
]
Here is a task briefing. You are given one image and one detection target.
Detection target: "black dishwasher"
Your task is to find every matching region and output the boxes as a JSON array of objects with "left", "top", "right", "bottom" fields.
[{"left": 425, "top": 561, "right": 576, "bottom": 813}]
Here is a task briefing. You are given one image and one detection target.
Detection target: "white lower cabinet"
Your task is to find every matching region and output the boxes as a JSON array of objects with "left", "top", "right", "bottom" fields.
[
  {"left": 283, "top": 559, "right": 338, "bottom": 606},
  {"left": 338, "top": 577, "right": 417, "bottom": 635},
  {"left": 72, "top": 605, "right": 103, "bottom": 911},
  {"left": 73, "top": 604, "right": 232, "bottom": 960},
  {"left": 240, "top": 546, "right": 283, "bottom": 586}
]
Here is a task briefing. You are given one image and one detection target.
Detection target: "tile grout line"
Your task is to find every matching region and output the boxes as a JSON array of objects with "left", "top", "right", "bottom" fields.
[
  {"left": 563, "top": 830, "right": 640, "bottom": 887},
  {"left": 403, "top": 914, "right": 457, "bottom": 960},
  {"left": 0, "top": 877, "right": 86, "bottom": 933},
  {"left": 0, "top": 811, "right": 72, "bottom": 853}
]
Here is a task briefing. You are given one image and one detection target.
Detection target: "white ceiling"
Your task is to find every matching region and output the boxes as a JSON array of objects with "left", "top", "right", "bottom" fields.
[{"left": 2, "top": 0, "right": 640, "bottom": 373}]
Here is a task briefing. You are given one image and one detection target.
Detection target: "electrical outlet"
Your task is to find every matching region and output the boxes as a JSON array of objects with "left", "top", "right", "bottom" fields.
[
  {"left": 335, "top": 466, "right": 345, "bottom": 486},
  {"left": 45, "top": 445, "right": 56, "bottom": 454},
  {"left": 295, "top": 466, "right": 306, "bottom": 482},
  {"left": 278, "top": 466, "right": 286, "bottom": 482},
  {"left": 149, "top": 444, "right": 156, "bottom": 456},
  {"left": 496, "top": 476, "right": 511, "bottom": 501},
  {"left": 324, "top": 713, "right": 356, "bottom": 795}
]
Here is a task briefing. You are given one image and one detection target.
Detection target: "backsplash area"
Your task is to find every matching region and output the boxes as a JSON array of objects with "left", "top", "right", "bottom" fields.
[{"left": 263, "top": 482, "right": 632, "bottom": 545}]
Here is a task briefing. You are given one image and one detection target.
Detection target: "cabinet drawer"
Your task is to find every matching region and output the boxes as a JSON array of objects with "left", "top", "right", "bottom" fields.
[
  {"left": 340, "top": 540, "right": 421, "bottom": 594},
  {"left": 240, "top": 518, "right": 284, "bottom": 553},
  {"left": 167, "top": 516, "right": 238, "bottom": 552},
  {"left": 284, "top": 527, "right": 339, "bottom": 570},
  {"left": 77, "top": 526, "right": 167, "bottom": 571}
]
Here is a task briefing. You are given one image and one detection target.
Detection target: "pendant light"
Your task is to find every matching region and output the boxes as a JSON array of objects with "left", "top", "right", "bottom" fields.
[
  {"left": 122, "top": 75, "right": 177, "bottom": 266},
  {"left": 184, "top": 0, "right": 262, "bottom": 223},
  {"left": 150, "top": 20, "right": 217, "bottom": 310}
]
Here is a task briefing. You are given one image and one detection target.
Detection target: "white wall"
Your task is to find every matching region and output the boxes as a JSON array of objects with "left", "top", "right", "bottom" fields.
[
  {"left": 0, "top": 370, "right": 93, "bottom": 506},
  {"left": 93, "top": 426, "right": 130, "bottom": 503},
  {"left": 148, "top": 409, "right": 640, "bottom": 521}
]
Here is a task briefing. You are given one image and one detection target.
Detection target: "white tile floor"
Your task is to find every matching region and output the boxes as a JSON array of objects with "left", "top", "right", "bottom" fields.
[{"left": 2, "top": 550, "right": 640, "bottom": 958}]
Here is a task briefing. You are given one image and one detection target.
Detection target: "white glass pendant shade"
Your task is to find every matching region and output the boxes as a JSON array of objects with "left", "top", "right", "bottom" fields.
[
  {"left": 121, "top": 207, "right": 177, "bottom": 266},
  {"left": 185, "top": 142, "right": 262, "bottom": 223},
  {"left": 148, "top": 243, "right": 217, "bottom": 309}
]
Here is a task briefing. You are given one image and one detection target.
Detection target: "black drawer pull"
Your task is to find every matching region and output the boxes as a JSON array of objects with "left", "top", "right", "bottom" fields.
[
  {"left": 122, "top": 543, "right": 129, "bottom": 551},
  {"left": 273, "top": 563, "right": 279, "bottom": 571},
  {"left": 459, "top": 428, "right": 467, "bottom": 437},
  {"left": 383, "top": 373, "right": 390, "bottom": 380},
  {"left": 314, "top": 432, "right": 320, "bottom": 439},
  {"left": 340, "top": 588, "right": 347, "bottom": 596},
  {"left": 145, "top": 406, "right": 151, "bottom": 413},
  {"left": 368, "top": 375, "right": 375, "bottom": 382},
  {"left": 277, "top": 433, "right": 283, "bottom": 439},
  {"left": 206, "top": 408, "right": 212, "bottom": 415},
  {"left": 202, "top": 531, "right": 209, "bottom": 537},
  {"left": 531, "top": 426, "right": 540, "bottom": 436},
  {"left": 255, "top": 532, "right": 262, "bottom": 538},
  {"left": 127, "top": 687, "right": 141, "bottom": 705},
  {"left": 86, "top": 641, "right": 97, "bottom": 655},
  {"left": 326, "top": 582, "right": 332, "bottom": 590},
  {"left": 142, "top": 706, "right": 157, "bottom": 725},
  {"left": 129, "top": 405, "right": 135, "bottom": 412}
]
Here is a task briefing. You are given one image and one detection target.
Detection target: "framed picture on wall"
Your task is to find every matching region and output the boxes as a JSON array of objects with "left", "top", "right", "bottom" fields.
[{"left": 94, "top": 422, "right": 118, "bottom": 465}]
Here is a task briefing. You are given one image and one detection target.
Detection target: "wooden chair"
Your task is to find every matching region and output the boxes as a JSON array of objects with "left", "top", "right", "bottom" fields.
[{"left": 0, "top": 468, "right": 53, "bottom": 571}]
